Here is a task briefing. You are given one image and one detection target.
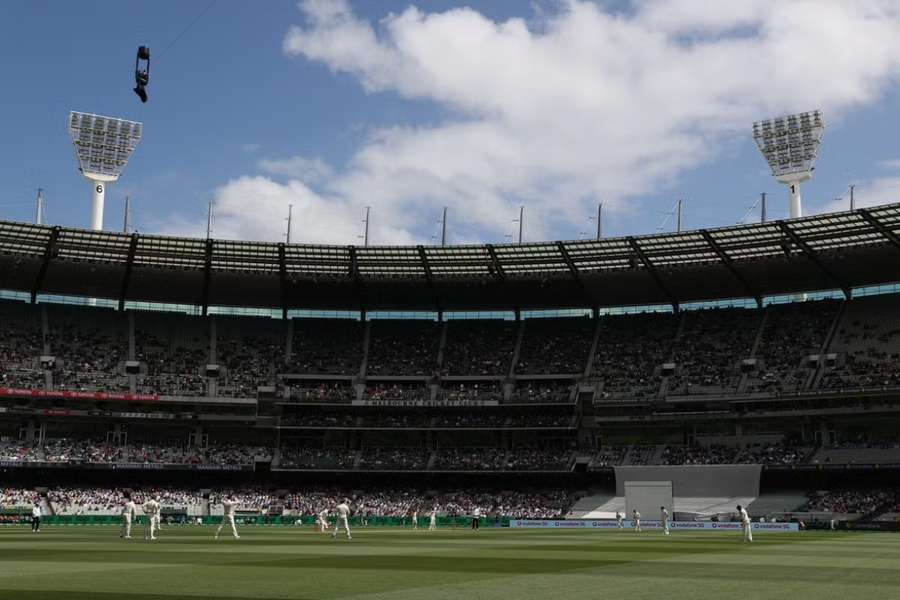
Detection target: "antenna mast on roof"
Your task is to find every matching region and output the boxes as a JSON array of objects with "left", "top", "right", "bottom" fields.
[{"left": 35, "top": 188, "right": 44, "bottom": 225}]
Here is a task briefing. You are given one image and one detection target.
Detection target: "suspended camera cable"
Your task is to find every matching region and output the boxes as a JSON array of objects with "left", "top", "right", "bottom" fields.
[
  {"left": 656, "top": 199, "right": 680, "bottom": 232},
  {"left": 737, "top": 197, "right": 761, "bottom": 224},
  {"left": 155, "top": 0, "right": 218, "bottom": 62}
]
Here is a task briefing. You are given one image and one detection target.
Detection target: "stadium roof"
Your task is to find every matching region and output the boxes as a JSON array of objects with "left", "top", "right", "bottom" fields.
[{"left": 1, "top": 203, "right": 899, "bottom": 313}]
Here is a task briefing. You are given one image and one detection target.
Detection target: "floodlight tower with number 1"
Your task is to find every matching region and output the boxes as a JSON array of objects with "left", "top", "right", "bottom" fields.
[
  {"left": 752, "top": 110, "right": 825, "bottom": 219},
  {"left": 68, "top": 112, "right": 143, "bottom": 231}
]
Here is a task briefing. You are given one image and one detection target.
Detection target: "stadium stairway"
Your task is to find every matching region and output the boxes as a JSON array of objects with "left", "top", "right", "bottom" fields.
[{"left": 40, "top": 495, "right": 54, "bottom": 517}]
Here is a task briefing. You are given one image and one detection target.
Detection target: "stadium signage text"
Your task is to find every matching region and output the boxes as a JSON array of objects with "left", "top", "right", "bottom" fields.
[
  {"left": 0, "top": 461, "right": 251, "bottom": 471},
  {"left": 353, "top": 399, "right": 499, "bottom": 407},
  {"left": 0, "top": 388, "right": 159, "bottom": 402}
]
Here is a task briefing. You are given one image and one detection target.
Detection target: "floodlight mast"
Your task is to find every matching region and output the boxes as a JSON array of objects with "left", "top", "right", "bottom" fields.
[
  {"left": 68, "top": 112, "right": 143, "bottom": 231},
  {"left": 752, "top": 110, "right": 824, "bottom": 219}
]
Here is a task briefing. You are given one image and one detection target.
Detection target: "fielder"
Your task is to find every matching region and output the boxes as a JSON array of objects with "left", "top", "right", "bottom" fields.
[
  {"left": 632, "top": 509, "right": 641, "bottom": 533},
  {"left": 412, "top": 509, "right": 418, "bottom": 530},
  {"left": 31, "top": 502, "right": 41, "bottom": 533},
  {"left": 660, "top": 506, "right": 670, "bottom": 535},
  {"left": 331, "top": 500, "right": 352, "bottom": 540},
  {"left": 143, "top": 497, "right": 159, "bottom": 540},
  {"left": 615, "top": 510, "right": 624, "bottom": 529},
  {"left": 737, "top": 504, "right": 752, "bottom": 543},
  {"left": 317, "top": 508, "right": 330, "bottom": 533},
  {"left": 429, "top": 508, "right": 437, "bottom": 531},
  {"left": 120, "top": 495, "right": 136, "bottom": 539},
  {"left": 215, "top": 496, "right": 240, "bottom": 540}
]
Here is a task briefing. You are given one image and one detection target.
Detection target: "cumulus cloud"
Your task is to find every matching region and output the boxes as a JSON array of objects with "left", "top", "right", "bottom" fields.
[
  {"left": 159, "top": 176, "right": 417, "bottom": 245},
  {"left": 877, "top": 159, "right": 900, "bottom": 171},
  {"left": 173, "top": 0, "right": 900, "bottom": 244},
  {"left": 258, "top": 156, "right": 335, "bottom": 183},
  {"left": 820, "top": 175, "right": 900, "bottom": 213}
]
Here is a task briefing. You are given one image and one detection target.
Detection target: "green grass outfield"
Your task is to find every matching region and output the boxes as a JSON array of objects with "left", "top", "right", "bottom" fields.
[{"left": 1, "top": 526, "right": 898, "bottom": 599}]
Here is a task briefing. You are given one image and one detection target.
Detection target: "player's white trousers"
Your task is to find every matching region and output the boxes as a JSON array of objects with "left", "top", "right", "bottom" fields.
[
  {"left": 145, "top": 517, "right": 157, "bottom": 539},
  {"left": 121, "top": 516, "right": 132, "bottom": 538},
  {"left": 429, "top": 519, "right": 436, "bottom": 531},
  {"left": 217, "top": 516, "right": 239, "bottom": 538},
  {"left": 333, "top": 516, "right": 351, "bottom": 538},
  {"left": 743, "top": 524, "right": 753, "bottom": 542},
  {"left": 664, "top": 521, "right": 670, "bottom": 535}
]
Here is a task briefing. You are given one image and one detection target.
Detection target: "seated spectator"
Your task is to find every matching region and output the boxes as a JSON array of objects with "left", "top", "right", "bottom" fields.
[
  {"left": 286, "top": 319, "right": 363, "bottom": 375},
  {"left": 517, "top": 318, "right": 594, "bottom": 374},
  {"left": 367, "top": 320, "right": 440, "bottom": 376},
  {"left": 442, "top": 320, "right": 516, "bottom": 376}
]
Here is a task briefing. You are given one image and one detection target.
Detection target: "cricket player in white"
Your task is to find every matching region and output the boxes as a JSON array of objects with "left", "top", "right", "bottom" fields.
[
  {"left": 660, "top": 506, "right": 670, "bottom": 535},
  {"left": 154, "top": 500, "right": 162, "bottom": 533},
  {"left": 332, "top": 500, "right": 351, "bottom": 540},
  {"left": 317, "top": 508, "right": 330, "bottom": 533},
  {"left": 215, "top": 496, "right": 240, "bottom": 540},
  {"left": 31, "top": 503, "right": 41, "bottom": 533},
  {"left": 737, "top": 505, "right": 752, "bottom": 543},
  {"left": 143, "top": 498, "right": 160, "bottom": 540},
  {"left": 632, "top": 509, "right": 641, "bottom": 533},
  {"left": 429, "top": 508, "right": 437, "bottom": 531},
  {"left": 120, "top": 497, "right": 136, "bottom": 539},
  {"left": 615, "top": 510, "right": 624, "bottom": 529},
  {"left": 412, "top": 509, "right": 418, "bottom": 530}
]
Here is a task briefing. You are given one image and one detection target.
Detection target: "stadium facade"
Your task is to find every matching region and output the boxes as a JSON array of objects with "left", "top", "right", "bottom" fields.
[{"left": 1, "top": 204, "right": 900, "bottom": 524}]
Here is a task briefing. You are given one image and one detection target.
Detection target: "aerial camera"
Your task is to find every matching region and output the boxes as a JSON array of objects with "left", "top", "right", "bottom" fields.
[{"left": 133, "top": 46, "right": 151, "bottom": 103}]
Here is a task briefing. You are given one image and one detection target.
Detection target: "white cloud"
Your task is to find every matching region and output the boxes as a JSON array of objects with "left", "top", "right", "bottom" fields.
[
  {"left": 158, "top": 176, "right": 417, "bottom": 245},
  {"left": 173, "top": 0, "right": 900, "bottom": 244},
  {"left": 258, "top": 156, "right": 334, "bottom": 183},
  {"left": 820, "top": 175, "right": 900, "bottom": 213},
  {"left": 877, "top": 159, "right": 900, "bottom": 171},
  {"left": 242, "top": 143, "right": 261, "bottom": 153}
]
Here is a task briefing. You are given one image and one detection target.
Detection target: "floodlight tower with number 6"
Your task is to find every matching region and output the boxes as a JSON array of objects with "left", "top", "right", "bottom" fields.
[
  {"left": 68, "top": 112, "right": 143, "bottom": 231},
  {"left": 752, "top": 110, "right": 824, "bottom": 219}
]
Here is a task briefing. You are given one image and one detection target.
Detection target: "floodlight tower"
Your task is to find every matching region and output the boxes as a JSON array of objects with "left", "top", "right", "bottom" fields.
[
  {"left": 68, "top": 112, "right": 143, "bottom": 231},
  {"left": 752, "top": 110, "right": 824, "bottom": 219}
]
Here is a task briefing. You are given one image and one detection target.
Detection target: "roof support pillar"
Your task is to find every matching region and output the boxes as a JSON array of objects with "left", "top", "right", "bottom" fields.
[
  {"left": 700, "top": 229, "right": 762, "bottom": 307},
  {"left": 349, "top": 245, "right": 365, "bottom": 314},
  {"left": 859, "top": 209, "right": 900, "bottom": 253},
  {"left": 557, "top": 241, "right": 593, "bottom": 307},
  {"left": 485, "top": 244, "right": 506, "bottom": 280},
  {"left": 31, "top": 226, "right": 60, "bottom": 304},
  {"left": 626, "top": 236, "right": 678, "bottom": 311},
  {"left": 118, "top": 233, "right": 139, "bottom": 311},
  {"left": 201, "top": 238, "right": 213, "bottom": 316},
  {"left": 278, "top": 243, "right": 288, "bottom": 320},
  {"left": 777, "top": 221, "right": 851, "bottom": 299},
  {"left": 418, "top": 245, "right": 441, "bottom": 313}
]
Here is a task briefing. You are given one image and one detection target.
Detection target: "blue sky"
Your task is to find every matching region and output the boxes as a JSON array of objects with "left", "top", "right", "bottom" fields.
[{"left": 1, "top": 0, "right": 899, "bottom": 245}]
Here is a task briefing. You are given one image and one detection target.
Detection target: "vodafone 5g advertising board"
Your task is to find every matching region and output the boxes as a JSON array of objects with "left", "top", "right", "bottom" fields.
[{"left": 508, "top": 520, "right": 799, "bottom": 532}]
